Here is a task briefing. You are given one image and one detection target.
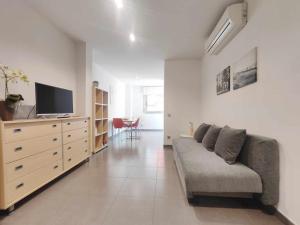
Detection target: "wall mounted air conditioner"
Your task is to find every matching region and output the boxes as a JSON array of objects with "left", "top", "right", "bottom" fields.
[{"left": 205, "top": 3, "right": 247, "bottom": 55}]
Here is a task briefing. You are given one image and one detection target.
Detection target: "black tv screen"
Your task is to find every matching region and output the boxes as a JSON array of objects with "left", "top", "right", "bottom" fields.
[{"left": 35, "top": 83, "right": 73, "bottom": 115}]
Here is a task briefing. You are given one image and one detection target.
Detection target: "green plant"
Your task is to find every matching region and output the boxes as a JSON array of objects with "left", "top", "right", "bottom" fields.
[{"left": 0, "top": 64, "right": 29, "bottom": 109}]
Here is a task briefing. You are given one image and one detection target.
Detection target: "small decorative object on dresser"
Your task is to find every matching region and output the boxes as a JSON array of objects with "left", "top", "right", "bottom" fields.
[
  {"left": 0, "top": 64, "right": 29, "bottom": 121},
  {"left": 216, "top": 66, "right": 230, "bottom": 95}
]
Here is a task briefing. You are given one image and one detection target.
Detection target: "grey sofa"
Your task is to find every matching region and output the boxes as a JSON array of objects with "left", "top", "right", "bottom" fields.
[{"left": 172, "top": 134, "right": 279, "bottom": 208}]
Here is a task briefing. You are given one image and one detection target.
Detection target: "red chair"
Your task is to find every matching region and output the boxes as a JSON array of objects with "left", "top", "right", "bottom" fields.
[
  {"left": 112, "top": 118, "right": 128, "bottom": 136},
  {"left": 127, "top": 118, "right": 140, "bottom": 138},
  {"left": 131, "top": 118, "right": 140, "bottom": 129}
]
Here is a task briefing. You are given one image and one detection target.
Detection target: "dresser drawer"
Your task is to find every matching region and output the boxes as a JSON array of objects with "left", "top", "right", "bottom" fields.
[
  {"left": 64, "top": 143, "right": 89, "bottom": 171},
  {"left": 4, "top": 134, "right": 62, "bottom": 163},
  {"left": 62, "top": 119, "right": 88, "bottom": 132},
  {"left": 63, "top": 127, "right": 88, "bottom": 144},
  {"left": 63, "top": 138, "right": 89, "bottom": 154},
  {"left": 4, "top": 121, "right": 61, "bottom": 143},
  {"left": 5, "top": 148, "right": 62, "bottom": 182},
  {"left": 5, "top": 160, "right": 62, "bottom": 206}
]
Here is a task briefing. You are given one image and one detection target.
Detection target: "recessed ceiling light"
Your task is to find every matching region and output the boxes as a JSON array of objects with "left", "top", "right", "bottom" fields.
[
  {"left": 114, "top": 0, "right": 123, "bottom": 9},
  {"left": 129, "top": 33, "right": 136, "bottom": 42}
]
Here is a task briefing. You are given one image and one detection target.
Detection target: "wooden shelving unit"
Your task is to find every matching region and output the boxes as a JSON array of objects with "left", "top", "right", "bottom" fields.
[{"left": 92, "top": 86, "right": 109, "bottom": 153}]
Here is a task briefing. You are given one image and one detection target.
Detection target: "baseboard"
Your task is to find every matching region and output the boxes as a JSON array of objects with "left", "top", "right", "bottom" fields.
[
  {"left": 276, "top": 209, "right": 295, "bottom": 225},
  {"left": 138, "top": 129, "right": 163, "bottom": 131}
]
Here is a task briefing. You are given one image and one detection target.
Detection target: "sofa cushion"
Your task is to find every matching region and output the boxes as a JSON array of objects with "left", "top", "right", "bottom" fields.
[
  {"left": 215, "top": 126, "right": 247, "bottom": 164},
  {"left": 193, "top": 123, "right": 210, "bottom": 142},
  {"left": 172, "top": 138, "right": 262, "bottom": 194},
  {"left": 202, "top": 125, "right": 222, "bottom": 151}
]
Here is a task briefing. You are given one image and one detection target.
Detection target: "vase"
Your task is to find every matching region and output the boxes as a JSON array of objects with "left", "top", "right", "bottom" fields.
[{"left": 0, "top": 101, "right": 14, "bottom": 121}]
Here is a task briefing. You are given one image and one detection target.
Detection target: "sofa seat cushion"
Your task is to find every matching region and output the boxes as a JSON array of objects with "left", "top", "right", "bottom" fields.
[{"left": 173, "top": 138, "right": 262, "bottom": 194}]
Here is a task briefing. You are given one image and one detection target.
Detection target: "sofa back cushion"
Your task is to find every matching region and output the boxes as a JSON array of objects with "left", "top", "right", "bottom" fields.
[
  {"left": 215, "top": 126, "right": 247, "bottom": 164},
  {"left": 202, "top": 125, "right": 222, "bottom": 151},
  {"left": 239, "top": 134, "right": 279, "bottom": 206},
  {"left": 193, "top": 123, "right": 210, "bottom": 142}
]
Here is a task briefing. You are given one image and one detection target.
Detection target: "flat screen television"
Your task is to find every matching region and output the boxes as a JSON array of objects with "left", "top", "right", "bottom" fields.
[{"left": 35, "top": 83, "right": 73, "bottom": 115}]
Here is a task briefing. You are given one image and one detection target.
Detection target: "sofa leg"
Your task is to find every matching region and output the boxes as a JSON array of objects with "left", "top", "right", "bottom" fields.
[
  {"left": 187, "top": 193, "right": 196, "bottom": 205},
  {"left": 261, "top": 205, "right": 276, "bottom": 215},
  {"left": 188, "top": 197, "right": 196, "bottom": 205}
]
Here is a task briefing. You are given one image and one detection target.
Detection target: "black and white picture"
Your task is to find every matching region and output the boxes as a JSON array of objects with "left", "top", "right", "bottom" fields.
[
  {"left": 216, "top": 66, "right": 230, "bottom": 95},
  {"left": 233, "top": 48, "right": 257, "bottom": 90}
]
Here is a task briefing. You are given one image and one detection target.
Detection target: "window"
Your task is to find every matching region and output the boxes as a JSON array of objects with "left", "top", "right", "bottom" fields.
[{"left": 143, "top": 86, "right": 164, "bottom": 113}]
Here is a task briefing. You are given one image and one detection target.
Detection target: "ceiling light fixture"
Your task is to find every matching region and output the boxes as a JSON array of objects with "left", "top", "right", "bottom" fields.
[
  {"left": 129, "top": 33, "right": 136, "bottom": 42},
  {"left": 114, "top": 0, "right": 123, "bottom": 9}
]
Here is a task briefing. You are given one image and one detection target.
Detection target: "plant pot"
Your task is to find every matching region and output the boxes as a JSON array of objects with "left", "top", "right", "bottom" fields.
[{"left": 0, "top": 101, "right": 14, "bottom": 121}]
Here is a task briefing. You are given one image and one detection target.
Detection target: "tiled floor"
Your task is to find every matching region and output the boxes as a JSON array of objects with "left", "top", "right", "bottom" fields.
[{"left": 0, "top": 131, "right": 284, "bottom": 225}]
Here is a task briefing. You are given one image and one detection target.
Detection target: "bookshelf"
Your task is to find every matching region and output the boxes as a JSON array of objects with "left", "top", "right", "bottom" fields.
[{"left": 92, "top": 86, "right": 109, "bottom": 153}]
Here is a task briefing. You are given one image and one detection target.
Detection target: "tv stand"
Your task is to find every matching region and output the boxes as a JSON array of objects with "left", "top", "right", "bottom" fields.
[{"left": 0, "top": 117, "right": 90, "bottom": 210}]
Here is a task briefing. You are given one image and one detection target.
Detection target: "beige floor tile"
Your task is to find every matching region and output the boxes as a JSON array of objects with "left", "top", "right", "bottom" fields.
[
  {"left": 119, "top": 178, "right": 156, "bottom": 199},
  {"left": 102, "top": 196, "right": 154, "bottom": 225},
  {"left": 127, "top": 166, "right": 157, "bottom": 179},
  {"left": 53, "top": 195, "right": 115, "bottom": 225},
  {"left": 98, "top": 165, "right": 130, "bottom": 178},
  {"left": 153, "top": 197, "right": 196, "bottom": 225},
  {"left": 155, "top": 179, "right": 185, "bottom": 199}
]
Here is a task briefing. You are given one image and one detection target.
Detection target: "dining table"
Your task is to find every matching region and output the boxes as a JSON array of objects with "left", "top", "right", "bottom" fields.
[{"left": 122, "top": 119, "right": 134, "bottom": 140}]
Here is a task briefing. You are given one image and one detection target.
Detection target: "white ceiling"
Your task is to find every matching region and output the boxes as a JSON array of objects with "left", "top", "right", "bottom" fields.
[{"left": 26, "top": 0, "right": 239, "bottom": 81}]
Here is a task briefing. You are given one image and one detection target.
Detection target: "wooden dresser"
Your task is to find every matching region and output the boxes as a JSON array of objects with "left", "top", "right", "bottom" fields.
[{"left": 0, "top": 117, "right": 90, "bottom": 211}]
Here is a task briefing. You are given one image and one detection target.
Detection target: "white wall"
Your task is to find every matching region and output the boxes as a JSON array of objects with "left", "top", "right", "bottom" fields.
[
  {"left": 0, "top": 0, "right": 79, "bottom": 112},
  {"left": 165, "top": 0, "right": 300, "bottom": 223},
  {"left": 92, "top": 64, "right": 126, "bottom": 136},
  {"left": 126, "top": 85, "right": 164, "bottom": 130},
  {"left": 164, "top": 59, "right": 202, "bottom": 144},
  {"left": 76, "top": 42, "right": 93, "bottom": 117}
]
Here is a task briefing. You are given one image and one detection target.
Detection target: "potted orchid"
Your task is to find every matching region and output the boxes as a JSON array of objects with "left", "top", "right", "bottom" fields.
[{"left": 0, "top": 64, "right": 29, "bottom": 121}]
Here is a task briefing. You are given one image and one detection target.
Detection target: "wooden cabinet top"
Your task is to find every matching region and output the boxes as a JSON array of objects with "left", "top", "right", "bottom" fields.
[{"left": 0, "top": 116, "right": 90, "bottom": 125}]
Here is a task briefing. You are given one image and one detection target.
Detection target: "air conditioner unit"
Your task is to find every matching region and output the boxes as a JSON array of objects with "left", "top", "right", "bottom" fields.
[{"left": 205, "top": 3, "right": 247, "bottom": 55}]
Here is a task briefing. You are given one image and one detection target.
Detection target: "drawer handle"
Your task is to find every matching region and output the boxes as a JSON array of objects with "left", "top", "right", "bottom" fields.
[
  {"left": 85, "top": 140, "right": 88, "bottom": 143},
  {"left": 53, "top": 138, "right": 58, "bottom": 142},
  {"left": 15, "top": 146, "right": 23, "bottom": 152},
  {"left": 13, "top": 128, "right": 22, "bottom": 133},
  {"left": 68, "top": 158, "right": 72, "bottom": 162},
  {"left": 16, "top": 183, "right": 24, "bottom": 189},
  {"left": 85, "top": 149, "right": 88, "bottom": 153},
  {"left": 15, "top": 165, "right": 23, "bottom": 171},
  {"left": 53, "top": 152, "right": 58, "bottom": 156},
  {"left": 67, "top": 122, "right": 71, "bottom": 125},
  {"left": 68, "top": 135, "right": 72, "bottom": 138},
  {"left": 52, "top": 124, "right": 57, "bottom": 128},
  {"left": 68, "top": 146, "right": 72, "bottom": 150},
  {"left": 84, "top": 120, "right": 87, "bottom": 123},
  {"left": 84, "top": 130, "right": 87, "bottom": 133},
  {"left": 53, "top": 165, "right": 59, "bottom": 169}
]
